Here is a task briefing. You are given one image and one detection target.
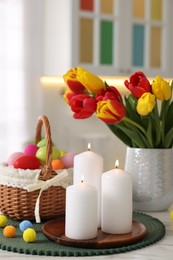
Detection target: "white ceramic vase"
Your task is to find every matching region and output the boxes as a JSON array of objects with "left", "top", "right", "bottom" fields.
[{"left": 125, "top": 147, "right": 173, "bottom": 211}]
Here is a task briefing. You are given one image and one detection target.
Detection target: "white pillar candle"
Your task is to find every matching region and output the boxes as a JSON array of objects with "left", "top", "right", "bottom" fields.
[
  {"left": 101, "top": 160, "right": 132, "bottom": 234},
  {"left": 65, "top": 180, "right": 98, "bottom": 240},
  {"left": 73, "top": 144, "right": 103, "bottom": 227}
]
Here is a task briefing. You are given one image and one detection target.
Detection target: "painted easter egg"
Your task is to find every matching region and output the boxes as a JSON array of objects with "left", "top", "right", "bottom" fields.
[
  {"left": 24, "top": 144, "right": 39, "bottom": 156},
  {"left": 7, "top": 152, "right": 24, "bottom": 166},
  {"left": 13, "top": 155, "right": 40, "bottom": 170},
  {"left": 60, "top": 149, "right": 67, "bottom": 157},
  {"left": 61, "top": 152, "right": 76, "bottom": 168},
  {"left": 37, "top": 138, "right": 46, "bottom": 148},
  {"left": 170, "top": 211, "right": 173, "bottom": 220},
  {"left": 51, "top": 159, "right": 64, "bottom": 170},
  {"left": 36, "top": 146, "right": 60, "bottom": 164}
]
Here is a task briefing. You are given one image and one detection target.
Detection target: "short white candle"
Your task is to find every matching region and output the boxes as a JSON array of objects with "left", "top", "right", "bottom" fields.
[
  {"left": 65, "top": 179, "right": 98, "bottom": 240},
  {"left": 73, "top": 143, "right": 103, "bottom": 227},
  {"left": 101, "top": 160, "right": 132, "bottom": 234}
]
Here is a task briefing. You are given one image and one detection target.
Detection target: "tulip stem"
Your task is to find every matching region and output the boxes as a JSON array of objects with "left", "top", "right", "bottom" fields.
[{"left": 123, "top": 117, "right": 146, "bottom": 135}]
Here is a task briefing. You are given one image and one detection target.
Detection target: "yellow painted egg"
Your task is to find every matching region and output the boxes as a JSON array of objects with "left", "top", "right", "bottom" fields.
[
  {"left": 23, "top": 228, "right": 36, "bottom": 243},
  {"left": 3, "top": 225, "right": 16, "bottom": 238},
  {"left": 170, "top": 210, "right": 173, "bottom": 220},
  {"left": 0, "top": 215, "right": 8, "bottom": 227},
  {"left": 60, "top": 149, "right": 67, "bottom": 157}
]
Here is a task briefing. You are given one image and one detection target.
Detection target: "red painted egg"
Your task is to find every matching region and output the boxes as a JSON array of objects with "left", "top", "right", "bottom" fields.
[{"left": 13, "top": 155, "right": 40, "bottom": 170}]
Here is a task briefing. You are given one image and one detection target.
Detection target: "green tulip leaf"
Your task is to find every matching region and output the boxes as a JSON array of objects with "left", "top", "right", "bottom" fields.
[
  {"left": 165, "top": 101, "right": 173, "bottom": 133},
  {"left": 146, "top": 119, "right": 153, "bottom": 148},
  {"left": 107, "top": 124, "right": 133, "bottom": 147},
  {"left": 163, "top": 126, "right": 173, "bottom": 148},
  {"left": 116, "top": 124, "right": 146, "bottom": 148}
]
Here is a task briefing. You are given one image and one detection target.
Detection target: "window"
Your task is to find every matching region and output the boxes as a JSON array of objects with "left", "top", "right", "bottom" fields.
[{"left": 0, "top": 0, "right": 43, "bottom": 160}]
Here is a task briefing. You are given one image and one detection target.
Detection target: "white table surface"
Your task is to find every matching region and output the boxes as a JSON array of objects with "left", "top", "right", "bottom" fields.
[{"left": 0, "top": 211, "right": 172, "bottom": 260}]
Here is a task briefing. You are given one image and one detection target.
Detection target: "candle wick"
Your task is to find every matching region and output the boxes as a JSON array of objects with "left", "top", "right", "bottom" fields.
[{"left": 81, "top": 180, "right": 84, "bottom": 183}]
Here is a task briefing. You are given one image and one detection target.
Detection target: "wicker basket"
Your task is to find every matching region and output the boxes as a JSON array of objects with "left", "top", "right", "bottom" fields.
[{"left": 0, "top": 115, "right": 68, "bottom": 221}]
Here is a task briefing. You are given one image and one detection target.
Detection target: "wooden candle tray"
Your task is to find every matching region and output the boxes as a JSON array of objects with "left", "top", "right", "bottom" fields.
[{"left": 42, "top": 216, "right": 147, "bottom": 249}]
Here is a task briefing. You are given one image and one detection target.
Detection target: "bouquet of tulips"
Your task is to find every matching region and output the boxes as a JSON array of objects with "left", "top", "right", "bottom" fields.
[{"left": 63, "top": 67, "right": 173, "bottom": 148}]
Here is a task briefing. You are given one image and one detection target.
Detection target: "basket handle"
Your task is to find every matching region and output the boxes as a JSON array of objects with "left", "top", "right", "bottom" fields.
[{"left": 35, "top": 115, "right": 53, "bottom": 178}]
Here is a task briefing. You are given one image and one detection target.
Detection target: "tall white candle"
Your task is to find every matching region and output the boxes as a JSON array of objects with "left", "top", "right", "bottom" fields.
[
  {"left": 101, "top": 160, "right": 132, "bottom": 234},
  {"left": 65, "top": 179, "right": 98, "bottom": 240},
  {"left": 73, "top": 143, "right": 103, "bottom": 227}
]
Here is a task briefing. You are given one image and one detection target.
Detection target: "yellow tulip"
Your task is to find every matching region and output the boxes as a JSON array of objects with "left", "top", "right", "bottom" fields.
[
  {"left": 76, "top": 67, "right": 105, "bottom": 94},
  {"left": 63, "top": 67, "right": 77, "bottom": 86},
  {"left": 137, "top": 93, "right": 156, "bottom": 116},
  {"left": 152, "top": 76, "right": 171, "bottom": 100}
]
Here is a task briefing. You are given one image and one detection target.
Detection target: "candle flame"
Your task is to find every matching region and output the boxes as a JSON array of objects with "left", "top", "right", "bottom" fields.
[
  {"left": 88, "top": 143, "right": 91, "bottom": 151},
  {"left": 115, "top": 160, "right": 119, "bottom": 168}
]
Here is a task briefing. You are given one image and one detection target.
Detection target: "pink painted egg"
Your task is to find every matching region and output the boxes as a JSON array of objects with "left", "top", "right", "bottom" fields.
[
  {"left": 13, "top": 155, "right": 40, "bottom": 170},
  {"left": 7, "top": 152, "right": 24, "bottom": 166},
  {"left": 24, "top": 144, "right": 39, "bottom": 156},
  {"left": 61, "top": 152, "right": 76, "bottom": 168}
]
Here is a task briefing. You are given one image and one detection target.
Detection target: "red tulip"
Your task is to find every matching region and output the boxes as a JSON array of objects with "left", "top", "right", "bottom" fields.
[
  {"left": 96, "top": 86, "right": 122, "bottom": 102},
  {"left": 124, "top": 71, "right": 151, "bottom": 98},
  {"left": 70, "top": 94, "right": 97, "bottom": 119},
  {"left": 63, "top": 89, "right": 77, "bottom": 104}
]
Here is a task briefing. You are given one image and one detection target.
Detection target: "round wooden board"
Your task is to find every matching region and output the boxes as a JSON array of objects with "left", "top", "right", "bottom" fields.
[{"left": 42, "top": 216, "right": 147, "bottom": 249}]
